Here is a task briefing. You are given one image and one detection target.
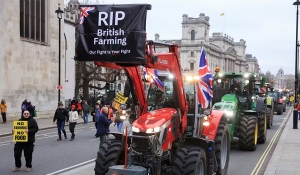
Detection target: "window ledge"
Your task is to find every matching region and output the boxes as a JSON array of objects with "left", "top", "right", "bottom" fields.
[{"left": 20, "top": 37, "right": 49, "bottom": 46}]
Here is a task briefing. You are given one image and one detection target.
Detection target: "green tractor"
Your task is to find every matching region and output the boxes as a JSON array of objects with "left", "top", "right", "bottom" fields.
[{"left": 211, "top": 72, "right": 268, "bottom": 151}]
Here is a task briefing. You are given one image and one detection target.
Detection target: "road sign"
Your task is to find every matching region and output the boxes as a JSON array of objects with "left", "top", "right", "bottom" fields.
[
  {"left": 13, "top": 121, "right": 28, "bottom": 142},
  {"left": 56, "top": 85, "right": 63, "bottom": 90}
]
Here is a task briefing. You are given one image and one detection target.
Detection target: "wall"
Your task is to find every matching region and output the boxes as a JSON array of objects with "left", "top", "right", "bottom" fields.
[{"left": 0, "top": 0, "right": 65, "bottom": 120}]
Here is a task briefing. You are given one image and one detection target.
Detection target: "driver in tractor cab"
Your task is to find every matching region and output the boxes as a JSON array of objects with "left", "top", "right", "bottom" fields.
[{"left": 229, "top": 80, "right": 241, "bottom": 95}]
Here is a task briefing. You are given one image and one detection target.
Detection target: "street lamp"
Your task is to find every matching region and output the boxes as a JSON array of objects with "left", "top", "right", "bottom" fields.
[
  {"left": 293, "top": 0, "right": 300, "bottom": 129},
  {"left": 55, "top": 3, "right": 64, "bottom": 103}
]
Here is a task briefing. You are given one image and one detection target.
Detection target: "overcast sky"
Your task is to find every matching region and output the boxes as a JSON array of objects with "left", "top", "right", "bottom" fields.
[{"left": 68, "top": 0, "right": 297, "bottom": 75}]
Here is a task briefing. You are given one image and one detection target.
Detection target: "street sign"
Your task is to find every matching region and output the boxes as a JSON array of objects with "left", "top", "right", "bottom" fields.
[
  {"left": 56, "top": 85, "right": 63, "bottom": 90},
  {"left": 13, "top": 121, "right": 28, "bottom": 142}
]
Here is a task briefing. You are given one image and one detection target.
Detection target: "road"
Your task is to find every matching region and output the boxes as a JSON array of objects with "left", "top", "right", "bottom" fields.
[
  {"left": 227, "top": 107, "right": 291, "bottom": 175},
  {"left": 0, "top": 121, "right": 130, "bottom": 175},
  {"left": 0, "top": 108, "right": 290, "bottom": 175}
]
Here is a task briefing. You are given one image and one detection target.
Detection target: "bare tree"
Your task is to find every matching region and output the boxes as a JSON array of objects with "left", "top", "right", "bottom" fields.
[{"left": 67, "top": 0, "right": 120, "bottom": 100}]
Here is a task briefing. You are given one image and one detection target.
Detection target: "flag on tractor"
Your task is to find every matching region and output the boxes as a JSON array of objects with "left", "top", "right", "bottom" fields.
[
  {"left": 143, "top": 68, "right": 164, "bottom": 92},
  {"left": 198, "top": 47, "right": 213, "bottom": 109}
]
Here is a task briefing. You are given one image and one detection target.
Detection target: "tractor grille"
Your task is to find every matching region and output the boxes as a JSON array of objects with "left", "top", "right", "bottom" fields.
[{"left": 132, "top": 132, "right": 161, "bottom": 151}]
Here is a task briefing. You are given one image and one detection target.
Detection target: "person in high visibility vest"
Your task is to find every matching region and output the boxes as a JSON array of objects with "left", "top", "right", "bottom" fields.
[
  {"left": 290, "top": 95, "right": 294, "bottom": 107},
  {"left": 100, "top": 103, "right": 113, "bottom": 120}
]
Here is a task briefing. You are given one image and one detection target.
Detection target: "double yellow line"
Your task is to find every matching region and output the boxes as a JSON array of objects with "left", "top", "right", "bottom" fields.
[{"left": 250, "top": 108, "right": 293, "bottom": 175}]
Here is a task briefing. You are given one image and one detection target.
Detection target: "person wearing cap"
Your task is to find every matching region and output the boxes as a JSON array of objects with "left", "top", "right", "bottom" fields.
[
  {"left": 100, "top": 103, "right": 113, "bottom": 120},
  {"left": 53, "top": 102, "right": 69, "bottom": 141},
  {"left": 68, "top": 105, "right": 79, "bottom": 141}
]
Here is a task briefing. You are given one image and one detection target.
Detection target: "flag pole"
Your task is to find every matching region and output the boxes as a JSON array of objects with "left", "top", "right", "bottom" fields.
[{"left": 222, "top": 13, "right": 225, "bottom": 34}]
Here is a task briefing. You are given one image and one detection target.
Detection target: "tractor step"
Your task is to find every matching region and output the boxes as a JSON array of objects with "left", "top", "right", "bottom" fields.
[{"left": 107, "top": 165, "right": 147, "bottom": 175}]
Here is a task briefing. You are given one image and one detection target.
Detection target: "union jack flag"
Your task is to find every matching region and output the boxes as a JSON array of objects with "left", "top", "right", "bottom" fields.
[
  {"left": 143, "top": 68, "right": 164, "bottom": 92},
  {"left": 79, "top": 7, "right": 95, "bottom": 24},
  {"left": 198, "top": 47, "right": 213, "bottom": 109}
]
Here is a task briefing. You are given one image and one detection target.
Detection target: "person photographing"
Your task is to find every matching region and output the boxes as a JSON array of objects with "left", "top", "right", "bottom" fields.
[{"left": 96, "top": 107, "right": 116, "bottom": 146}]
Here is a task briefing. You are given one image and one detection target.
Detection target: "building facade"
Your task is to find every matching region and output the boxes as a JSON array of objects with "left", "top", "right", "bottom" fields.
[
  {"left": 245, "top": 54, "right": 260, "bottom": 73},
  {"left": 0, "top": 0, "right": 65, "bottom": 120},
  {"left": 272, "top": 68, "right": 294, "bottom": 90},
  {"left": 153, "top": 13, "right": 261, "bottom": 74}
]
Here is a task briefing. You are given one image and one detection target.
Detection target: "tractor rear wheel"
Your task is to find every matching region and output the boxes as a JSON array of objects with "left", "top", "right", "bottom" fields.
[
  {"left": 94, "top": 139, "right": 123, "bottom": 175},
  {"left": 214, "top": 120, "right": 230, "bottom": 175},
  {"left": 173, "top": 146, "right": 207, "bottom": 175},
  {"left": 238, "top": 115, "right": 258, "bottom": 151},
  {"left": 257, "top": 114, "right": 267, "bottom": 144},
  {"left": 266, "top": 108, "right": 273, "bottom": 129},
  {"left": 277, "top": 105, "right": 283, "bottom": 115}
]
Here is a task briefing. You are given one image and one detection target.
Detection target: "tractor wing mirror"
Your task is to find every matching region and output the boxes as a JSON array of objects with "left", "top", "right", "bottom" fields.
[{"left": 203, "top": 109, "right": 211, "bottom": 116}]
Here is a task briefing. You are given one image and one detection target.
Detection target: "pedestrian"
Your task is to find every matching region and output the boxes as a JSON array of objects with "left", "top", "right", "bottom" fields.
[
  {"left": 0, "top": 99, "right": 8, "bottom": 124},
  {"left": 115, "top": 109, "right": 125, "bottom": 133},
  {"left": 93, "top": 102, "right": 100, "bottom": 137},
  {"left": 53, "top": 102, "right": 69, "bottom": 141},
  {"left": 12, "top": 110, "right": 39, "bottom": 172},
  {"left": 77, "top": 100, "right": 83, "bottom": 120},
  {"left": 68, "top": 105, "right": 78, "bottom": 141},
  {"left": 96, "top": 107, "right": 116, "bottom": 146},
  {"left": 82, "top": 101, "right": 90, "bottom": 124}
]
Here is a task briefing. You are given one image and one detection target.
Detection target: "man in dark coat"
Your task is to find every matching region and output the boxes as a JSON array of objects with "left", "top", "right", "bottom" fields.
[
  {"left": 53, "top": 102, "right": 69, "bottom": 141},
  {"left": 12, "top": 110, "right": 39, "bottom": 172},
  {"left": 96, "top": 107, "right": 115, "bottom": 147}
]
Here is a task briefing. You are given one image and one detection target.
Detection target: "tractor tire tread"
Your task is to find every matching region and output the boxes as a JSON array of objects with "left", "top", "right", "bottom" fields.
[{"left": 239, "top": 116, "right": 257, "bottom": 151}]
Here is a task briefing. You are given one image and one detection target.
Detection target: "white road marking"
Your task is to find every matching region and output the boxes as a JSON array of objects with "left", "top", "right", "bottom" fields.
[
  {"left": 90, "top": 138, "right": 99, "bottom": 141},
  {"left": 45, "top": 158, "right": 96, "bottom": 175},
  {"left": 0, "top": 143, "right": 10, "bottom": 147}
]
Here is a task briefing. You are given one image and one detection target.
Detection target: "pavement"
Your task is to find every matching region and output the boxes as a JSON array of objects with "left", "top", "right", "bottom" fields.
[
  {"left": 0, "top": 115, "right": 91, "bottom": 137},
  {"left": 263, "top": 108, "right": 300, "bottom": 175}
]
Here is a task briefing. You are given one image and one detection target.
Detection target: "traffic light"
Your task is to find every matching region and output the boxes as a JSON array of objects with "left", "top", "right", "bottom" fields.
[{"left": 105, "top": 83, "right": 109, "bottom": 92}]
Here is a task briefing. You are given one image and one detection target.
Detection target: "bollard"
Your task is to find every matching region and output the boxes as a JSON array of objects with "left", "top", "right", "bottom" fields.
[{"left": 293, "top": 108, "right": 298, "bottom": 129}]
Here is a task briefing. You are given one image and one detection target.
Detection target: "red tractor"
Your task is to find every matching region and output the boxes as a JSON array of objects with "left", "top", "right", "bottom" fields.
[{"left": 76, "top": 4, "right": 230, "bottom": 175}]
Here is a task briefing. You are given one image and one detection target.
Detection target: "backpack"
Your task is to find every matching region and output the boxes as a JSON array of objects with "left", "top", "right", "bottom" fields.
[{"left": 21, "top": 104, "right": 27, "bottom": 111}]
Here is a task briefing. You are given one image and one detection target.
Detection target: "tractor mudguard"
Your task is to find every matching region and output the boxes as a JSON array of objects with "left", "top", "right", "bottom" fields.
[
  {"left": 278, "top": 98, "right": 284, "bottom": 104},
  {"left": 109, "top": 132, "right": 123, "bottom": 140},
  {"left": 202, "top": 110, "right": 224, "bottom": 140}
]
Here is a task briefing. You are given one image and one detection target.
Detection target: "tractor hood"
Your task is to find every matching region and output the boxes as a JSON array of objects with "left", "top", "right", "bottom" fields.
[
  {"left": 212, "top": 94, "right": 238, "bottom": 111},
  {"left": 132, "top": 108, "right": 177, "bottom": 133}
]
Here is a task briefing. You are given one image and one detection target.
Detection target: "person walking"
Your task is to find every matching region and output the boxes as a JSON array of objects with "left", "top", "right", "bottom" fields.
[
  {"left": 53, "top": 102, "right": 69, "bottom": 141},
  {"left": 96, "top": 107, "right": 116, "bottom": 146},
  {"left": 93, "top": 102, "right": 100, "bottom": 137},
  {"left": 0, "top": 99, "right": 8, "bottom": 124},
  {"left": 82, "top": 101, "right": 90, "bottom": 124},
  {"left": 12, "top": 110, "right": 39, "bottom": 172},
  {"left": 115, "top": 109, "right": 124, "bottom": 133},
  {"left": 68, "top": 105, "right": 78, "bottom": 141}
]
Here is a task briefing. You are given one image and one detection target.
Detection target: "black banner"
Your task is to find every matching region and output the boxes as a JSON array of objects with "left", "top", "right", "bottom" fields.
[{"left": 76, "top": 4, "right": 151, "bottom": 64}]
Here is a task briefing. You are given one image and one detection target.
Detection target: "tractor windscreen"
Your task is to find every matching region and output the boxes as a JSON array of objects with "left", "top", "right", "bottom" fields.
[
  {"left": 146, "top": 76, "right": 175, "bottom": 111},
  {"left": 183, "top": 82, "right": 196, "bottom": 114},
  {"left": 218, "top": 77, "right": 249, "bottom": 96}
]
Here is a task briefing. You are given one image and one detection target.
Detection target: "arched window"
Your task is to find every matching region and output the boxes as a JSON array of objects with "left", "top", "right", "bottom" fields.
[{"left": 191, "top": 30, "right": 195, "bottom": 40}]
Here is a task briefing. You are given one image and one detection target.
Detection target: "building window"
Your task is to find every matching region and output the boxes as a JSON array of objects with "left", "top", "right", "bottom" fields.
[
  {"left": 190, "top": 63, "right": 194, "bottom": 71},
  {"left": 191, "top": 30, "right": 195, "bottom": 40},
  {"left": 98, "top": 84, "right": 101, "bottom": 87},
  {"left": 191, "top": 51, "right": 194, "bottom": 57},
  {"left": 20, "top": 0, "right": 47, "bottom": 43}
]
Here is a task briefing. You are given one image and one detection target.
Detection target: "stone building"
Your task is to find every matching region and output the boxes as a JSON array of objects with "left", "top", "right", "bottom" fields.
[
  {"left": 0, "top": 0, "right": 65, "bottom": 120},
  {"left": 153, "top": 13, "right": 255, "bottom": 74},
  {"left": 245, "top": 54, "right": 260, "bottom": 73},
  {"left": 272, "top": 68, "right": 294, "bottom": 90}
]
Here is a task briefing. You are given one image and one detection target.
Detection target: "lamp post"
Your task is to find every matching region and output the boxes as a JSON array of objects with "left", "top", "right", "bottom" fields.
[
  {"left": 55, "top": 3, "right": 64, "bottom": 103},
  {"left": 293, "top": 0, "right": 300, "bottom": 129}
]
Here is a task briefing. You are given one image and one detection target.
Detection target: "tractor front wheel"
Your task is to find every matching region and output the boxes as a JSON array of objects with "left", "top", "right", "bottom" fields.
[
  {"left": 267, "top": 108, "right": 273, "bottom": 129},
  {"left": 277, "top": 105, "right": 283, "bottom": 115},
  {"left": 214, "top": 120, "right": 230, "bottom": 175},
  {"left": 94, "top": 139, "right": 123, "bottom": 175},
  {"left": 173, "top": 146, "right": 207, "bottom": 175},
  {"left": 239, "top": 115, "right": 258, "bottom": 151},
  {"left": 257, "top": 114, "right": 267, "bottom": 144}
]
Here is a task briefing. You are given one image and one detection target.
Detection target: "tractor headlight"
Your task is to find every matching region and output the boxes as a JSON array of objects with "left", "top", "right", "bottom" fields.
[
  {"left": 122, "top": 110, "right": 126, "bottom": 115},
  {"left": 203, "top": 115, "right": 210, "bottom": 126},
  {"left": 225, "top": 111, "right": 234, "bottom": 116},
  {"left": 283, "top": 97, "right": 286, "bottom": 100},
  {"left": 251, "top": 96, "right": 255, "bottom": 100},
  {"left": 146, "top": 127, "right": 161, "bottom": 133},
  {"left": 132, "top": 126, "right": 140, "bottom": 133},
  {"left": 217, "top": 79, "right": 222, "bottom": 83}
]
